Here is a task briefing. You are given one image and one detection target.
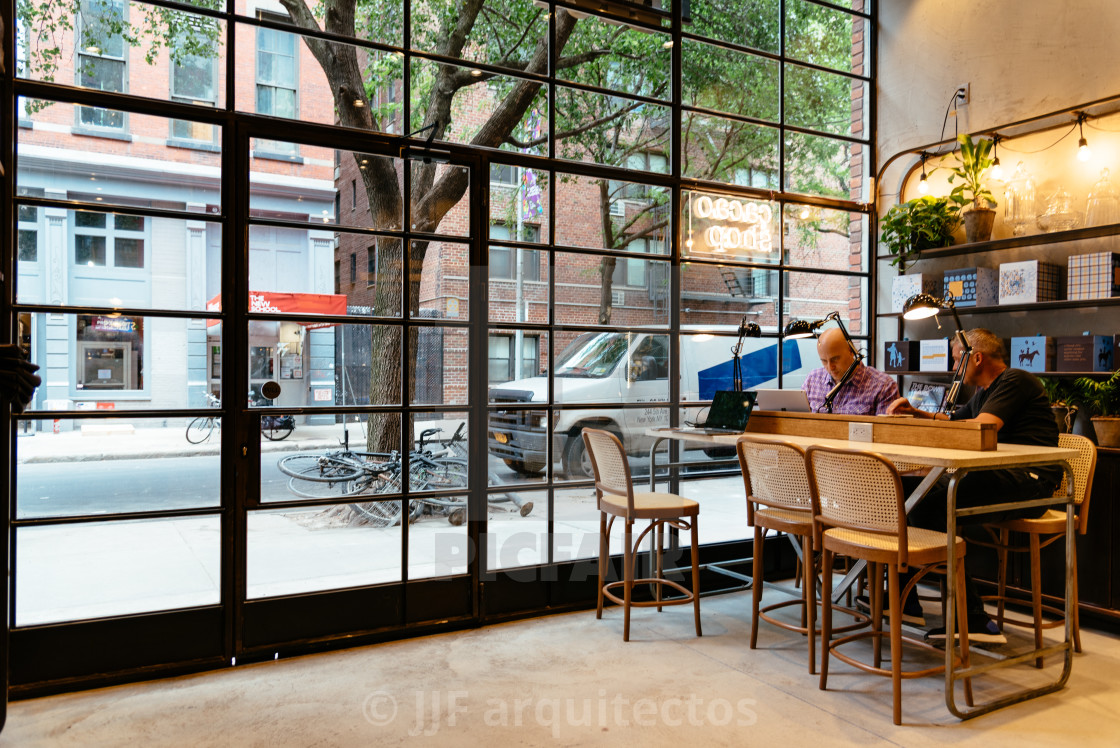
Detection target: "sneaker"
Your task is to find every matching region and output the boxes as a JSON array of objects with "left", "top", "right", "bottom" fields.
[
  {"left": 925, "top": 613, "right": 1007, "bottom": 645},
  {"left": 854, "top": 593, "right": 926, "bottom": 626}
]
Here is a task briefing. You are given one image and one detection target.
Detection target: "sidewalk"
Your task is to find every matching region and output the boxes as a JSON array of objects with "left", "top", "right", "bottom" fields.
[{"left": 15, "top": 421, "right": 362, "bottom": 463}]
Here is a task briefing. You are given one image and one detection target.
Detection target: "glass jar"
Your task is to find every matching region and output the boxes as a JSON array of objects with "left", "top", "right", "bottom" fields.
[
  {"left": 1086, "top": 168, "right": 1120, "bottom": 227},
  {"left": 1003, "top": 161, "right": 1037, "bottom": 237},
  {"left": 1037, "top": 186, "right": 1083, "bottom": 232}
]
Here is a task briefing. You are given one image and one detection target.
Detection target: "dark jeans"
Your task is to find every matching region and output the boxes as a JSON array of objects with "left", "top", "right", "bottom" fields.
[{"left": 903, "top": 469, "right": 1054, "bottom": 615}]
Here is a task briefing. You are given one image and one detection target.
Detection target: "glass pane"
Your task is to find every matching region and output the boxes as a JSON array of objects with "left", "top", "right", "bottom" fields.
[
  {"left": 247, "top": 507, "right": 401, "bottom": 598},
  {"left": 409, "top": 325, "right": 468, "bottom": 405},
  {"left": 681, "top": 112, "right": 779, "bottom": 184},
  {"left": 18, "top": 1, "right": 227, "bottom": 109},
  {"left": 409, "top": 0, "right": 537, "bottom": 71},
  {"left": 680, "top": 190, "right": 780, "bottom": 262},
  {"left": 784, "top": 64, "right": 866, "bottom": 138},
  {"left": 328, "top": 153, "right": 405, "bottom": 231},
  {"left": 556, "top": 13, "right": 671, "bottom": 101},
  {"left": 784, "top": 131, "right": 862, "bottom": 200},
  {"left": 552, "top": 253, "right": 669, "bottom": 327},
  {"left": 680, "top": 263, "right": 778, "bottom": 328},
  {"left": 488, "top": 244, "right": 549, "bottom": 320},
  {"left": 408, "top": 60, "right": 548, "bottom": 156},
  {"left": 16, "top": 416, "right": 221, "bottom": 519},
  {"left": 486, "top": 329, "right": 548, "bottom": 387},
  {"left": 411, "top": 239, "right": 469, "bottom": 320},
  {"left": 17, "top": 313, "right": 218, "bottom": 411},
  {"left": 682, "top": 39, "right": 779, "bottom": 123},
  {"left": 554, "top": 172, "right": 670, "bottom": 252},
  {"left": 487, "top": 489, "right": 549, "bottom": 570},
  {"left": 687, "top": 0, "right": 779, "bottom": 52},
  {"left": 785, "top": 270, "right": 868, "bottom": 340},
  {"left": 409, "top": 161, "right": 471, "bottom": 236},
  {"left": 245, "top": 321, "right": 402, "bottom": 408},
  {"left": 784, "top": 205, "right": 867, "bottom": 272},
  {"left": 16, "top": 516, "right": 220, "bottom": 625},
  {"left": 785, "top": 0, "right": 868, "bottom": 75},
  {"left": 675, "top": 333, "right": 815, "bottom": 397},
  {"left": 488, "top": 164, "right": 550, "bottom": 244},
  {"left": 553, "top": 86, "right": 670, "bottom": 172}
]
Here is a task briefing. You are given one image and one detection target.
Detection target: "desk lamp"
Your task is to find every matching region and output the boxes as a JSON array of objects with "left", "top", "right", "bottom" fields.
[
  {"left": 782, "top": 311, "right": 861, "bottom": 413},
  {"left": 731, "top": 317, "right": 762, "bottom": 391},
  {"left": 903, "top": 293, "right": 972, "bottom": 414}
]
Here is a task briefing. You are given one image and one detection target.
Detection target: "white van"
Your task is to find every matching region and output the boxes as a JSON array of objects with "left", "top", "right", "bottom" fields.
[{"left": 487, "top": 330, "right": 820, "bottom": 478}]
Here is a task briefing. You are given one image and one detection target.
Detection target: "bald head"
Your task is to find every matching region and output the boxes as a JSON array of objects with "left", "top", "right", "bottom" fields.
[{"left": 817, "top": 327, "right": 857, "bottom": 382}]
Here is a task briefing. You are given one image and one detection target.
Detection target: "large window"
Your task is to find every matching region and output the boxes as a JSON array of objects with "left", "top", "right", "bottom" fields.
[
  {"left": 170, "top": 47, "right": 218, "bottom": 143},
  {"left": 255, "top": 12, "right": 298, "bottom": 156},
  {"left": 73, "top": 211, "right": 146, "bottom": 269},
  {"left": 490, "top": 223, "right": 541, "bottom": 281},
  {"left": 488, "top": 333, "right": 539, "bottom": 383},
  {"left": 75, "top": 0, "right": 127, "bottom": 130}
]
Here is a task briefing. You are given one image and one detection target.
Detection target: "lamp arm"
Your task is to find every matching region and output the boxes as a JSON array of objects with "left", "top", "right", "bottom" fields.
[
  {"left": 939, "top": 304, "right": 971, "bottom": 415},
  {"left": 820, "top": 355, "right": 862, "bottom": 414}
]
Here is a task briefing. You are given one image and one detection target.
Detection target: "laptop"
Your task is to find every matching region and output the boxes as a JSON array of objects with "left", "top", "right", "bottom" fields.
[
  {"left": 686, "top": 390, "right": 757, "bottom": 433},
  {"left": 753, "top": 388, "right": 813, "bottom": 412}
]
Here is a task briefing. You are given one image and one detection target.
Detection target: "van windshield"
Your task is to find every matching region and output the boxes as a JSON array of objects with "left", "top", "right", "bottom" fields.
[{"left": 555, "top": 333, "right": 631, "bottom": 378}]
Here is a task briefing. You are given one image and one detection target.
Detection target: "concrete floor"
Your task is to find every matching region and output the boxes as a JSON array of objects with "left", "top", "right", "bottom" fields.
[{"left": 3, "top": 587, "right": 1118, "bottom": 747}]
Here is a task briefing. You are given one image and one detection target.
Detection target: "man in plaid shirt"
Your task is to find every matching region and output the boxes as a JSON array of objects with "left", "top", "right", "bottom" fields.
[{"left": 801, "top": 327, "right": 899, "bottom": 415}]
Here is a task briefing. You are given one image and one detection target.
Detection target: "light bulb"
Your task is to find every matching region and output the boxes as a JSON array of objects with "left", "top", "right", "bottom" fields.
[
  {"left": 990, "top": 157, "right": 1004, "bottom": 181},
  {"left": 918, "top": 174, "right": 929, "bottom": 194},
  {"left": 798, "top": 206, "right": 810, "bottom": 220},
  {"left": 1078, "top": 138, "right": 1091, "bottom": 162}
]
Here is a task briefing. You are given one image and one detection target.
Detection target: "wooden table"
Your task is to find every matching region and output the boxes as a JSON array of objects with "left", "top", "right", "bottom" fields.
[{"left": 646, "top": 424, "right": 1078, "bottom": 720}]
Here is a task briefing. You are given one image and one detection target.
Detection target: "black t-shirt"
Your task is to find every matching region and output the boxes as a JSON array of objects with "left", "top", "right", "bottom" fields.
[{"left": 951, "top": 368, "right": 1060, "bottom": 486}]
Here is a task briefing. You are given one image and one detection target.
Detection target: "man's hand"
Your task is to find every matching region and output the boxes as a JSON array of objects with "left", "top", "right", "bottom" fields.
[
  {"left": 886, "top": 396, "right": 922, "bottom": 417},
  {"left": 0, "top": 345, "right": 42, "bottom": 414}
]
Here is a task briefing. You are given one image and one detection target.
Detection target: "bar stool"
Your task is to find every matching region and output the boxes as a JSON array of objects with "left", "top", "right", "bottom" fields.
[
  {"left": 581, "top": 428, "right": 702, "bottom": 642},
  {"left": 979, "top": 433, "right": 1097, "bottom": 665},
  {"left": 806, "top": 445, "right": 972, "bottom": 726}
]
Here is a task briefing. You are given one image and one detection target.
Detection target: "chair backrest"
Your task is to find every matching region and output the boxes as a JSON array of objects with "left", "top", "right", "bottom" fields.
[
  {"left": 735, "top": 437, "right": 811, "bottom": 524},
  {"left": 1054, "top": 433, "right": 1098, "bottom": 534},
  {"left": 805, "top": 446, "right": 909, "bottom": 563},
  {"left": 581, "top": 428, "right": 634, "bottom": 513}
]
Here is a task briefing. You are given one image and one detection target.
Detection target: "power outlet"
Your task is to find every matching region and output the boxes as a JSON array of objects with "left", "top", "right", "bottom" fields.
[
  {"left": 955, "top": 83, "right": 970, "bottom": 107},
  {"left": 848, "top": 422, "right": 873, "bottom": 443}
]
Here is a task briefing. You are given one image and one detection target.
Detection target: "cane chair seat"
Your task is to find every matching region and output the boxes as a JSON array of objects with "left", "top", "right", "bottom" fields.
[
  {"left": 806, "top": 445, "right": 973, "bottom": 726},
  {"left": 582, "top": 428, "right": 702, "bottom": 642},
  {"left": 980, "top": 433, "right": 1097, "bottom": 662},
  {"left": 753, "top": 506, "right": 812, "bottom": 530}
]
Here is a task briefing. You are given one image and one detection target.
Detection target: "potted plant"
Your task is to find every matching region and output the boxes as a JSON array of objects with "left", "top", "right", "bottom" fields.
[
  {"left": 1039, "top": 376, "right": 1079, "bottom": 433},
  {"left": 1075, "top": 370, "right": 1120, "bottom": 447},
  {"left": 879, "top": 195, "right": 959, "bottom": 268},
  {"left": 946, "top": 133, "right": 997, "bottom": 243}
]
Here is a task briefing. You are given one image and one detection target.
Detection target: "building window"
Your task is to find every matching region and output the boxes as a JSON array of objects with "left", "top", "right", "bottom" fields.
[
  {"left": 75, "top": 0, "right": 127, "bottom": 130},
  {"left": 76, "top": 314, "right": 144, "bottom": 391},
  {"left": 16, "top": 188, "right": 43, "bottom": 263},
  {"left": 351, "top": 179, "right": 357, "bottom": 210},
  {"left": 612, "top": 237, "right": 653, "bottom": 288},
  {"left": 609, "top": 152, "right": 668, "bottom": 210},
  {"left": 255, "top": 12, "right": 299, "bottom": 156},
  {"left": 488, "top": 334, "right": 539, "bottom": 384},
  {"left": 489, "top": 223, "right": 540, "bottom": 282},
  {"left": 490, "top": 163, "right": 519, "bottom": 187},
  {"left": 734, "top": 167, "right": 779, "bottom": 190},
  {"left": 74, "top": 211, "right": 146, "bottom": 269},
  {"left": 170, "top": 42, "right": 218, "bottom": 143},
  {"left": 349, "top": 253, "right": 357, "bottom": 284}
]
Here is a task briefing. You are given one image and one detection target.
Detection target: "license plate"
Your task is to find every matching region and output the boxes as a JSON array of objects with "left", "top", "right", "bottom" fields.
[{"left": 494, "top": 432, "right": 509, "bottom": 444}]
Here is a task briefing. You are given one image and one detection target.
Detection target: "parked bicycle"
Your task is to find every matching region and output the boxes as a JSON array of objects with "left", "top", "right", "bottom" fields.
[
  {"left": 278, "top": 425, "right": 532, "bottom": 527},
  {"left": 185, "top": 392, "right": 295, "bottom": 443}
]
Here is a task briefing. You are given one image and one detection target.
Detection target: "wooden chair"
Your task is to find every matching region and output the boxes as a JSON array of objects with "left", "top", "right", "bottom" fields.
[
  {"left": 980, "top": 433, "right": 1097, "bottom": 665},
  {"left": 736, "top": 437, "right": 820, "bottom": 672},
  {"left": 581, "top": 428, "right": 702, "bottom": 641},
  {"left": 806, "top": 445, "right": 972, "bottom": 726}
]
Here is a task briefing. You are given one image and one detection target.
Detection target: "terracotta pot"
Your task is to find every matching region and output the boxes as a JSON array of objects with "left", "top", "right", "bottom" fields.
[
  {"left": 963, "top": 207, "right": 996, "bottom": 243},
  {"left": 1091, "top": 416, "right": 1120, "bottom": 448}
]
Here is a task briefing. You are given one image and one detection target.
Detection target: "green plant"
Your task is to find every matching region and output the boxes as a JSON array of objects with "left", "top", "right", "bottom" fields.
[
  {"left": 1075, "top": 370, "right": 1120, "bottom": 417},
  {"left": 879, "top": 195, "right": 959, "bottom": 267},
  {"left": 946, "top": 133, "right": 997, "bottom": 211},
  {"left": 1039, "top": 376, "right": 1079, "bottom": 407}
]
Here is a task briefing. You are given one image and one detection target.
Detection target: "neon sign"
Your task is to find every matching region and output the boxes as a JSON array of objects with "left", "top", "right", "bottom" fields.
[{"left": 688, "top": 195, "right": 774, "bottom": 254}]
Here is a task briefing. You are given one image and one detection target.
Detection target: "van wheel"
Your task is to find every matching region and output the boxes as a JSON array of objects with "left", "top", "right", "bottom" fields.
[
  {"left": 502, "top": 458, "right": 546, "bottom": 476},
  {"left": 563, "top": 435, "right": 596, "bottom": 479}
]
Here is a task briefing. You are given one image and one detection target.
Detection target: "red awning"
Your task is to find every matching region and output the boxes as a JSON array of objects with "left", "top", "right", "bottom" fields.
[{"left": 206, "top": 291, "right": 348, "bottom": 329}]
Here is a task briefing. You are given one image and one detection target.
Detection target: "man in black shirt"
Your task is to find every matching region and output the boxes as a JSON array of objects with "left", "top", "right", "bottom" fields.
[{"left": 884, "top": 328, "right": 1059, "bottom": 643}]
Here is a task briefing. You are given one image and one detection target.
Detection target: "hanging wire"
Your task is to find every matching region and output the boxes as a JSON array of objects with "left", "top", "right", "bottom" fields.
[{"left": 998, "top": 122, "right": 1078, "bottom": 154}]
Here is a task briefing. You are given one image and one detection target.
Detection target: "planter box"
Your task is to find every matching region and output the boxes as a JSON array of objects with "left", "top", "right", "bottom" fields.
[
  {"left": 1056, "top": 335, "right": 1114, "bottom": 372},
  {"left": 891, "top": 274, "right": 941, "bottom": 313},
  {"left": 919, "top": 339, "right": 952, "bottom": 372},
  {"left": 1010, "top": 336, "right": 1055, "bottom": 372},
  {"left": 883, "top": 340, "right": 920, "bottom": 372},
  {"left": 998, "top": 260, "right": 1063, "bottom": 304},
  {"left": 943, "top": 266, "right": 999, "bottom": 307},
  {"left": 1067, "top": 252, "right": 1120, "bottom": 300}
]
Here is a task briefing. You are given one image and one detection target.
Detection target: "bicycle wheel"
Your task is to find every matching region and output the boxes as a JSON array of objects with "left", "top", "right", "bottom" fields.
[
  {"left": 278, "top": 453, "right": 364, "bottom": 482},
  {"left": 186, "top": 417, "right": 215, "bottom": 444},
  {"left": 286, "top": 475, "right": 355, "bottom": 499},
  {"left": 262, "top": 420, "right": 294, "bottom": 441}
]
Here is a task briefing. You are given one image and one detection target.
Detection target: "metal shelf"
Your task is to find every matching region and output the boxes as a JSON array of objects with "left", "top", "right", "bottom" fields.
[
  {"left": 880, "top": 296, "right": 1120, "bottom": 317},
  {"left": 876, "top": 221, "right": 1120, "bottom": 263},
  {"left": 889, "top": 370, "right": 1113, "bottom": 378}
]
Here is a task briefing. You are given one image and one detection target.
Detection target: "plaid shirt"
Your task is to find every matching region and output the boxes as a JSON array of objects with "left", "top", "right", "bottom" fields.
[{"left": 801, "top": 363, "right": 899, "bottom": 415}]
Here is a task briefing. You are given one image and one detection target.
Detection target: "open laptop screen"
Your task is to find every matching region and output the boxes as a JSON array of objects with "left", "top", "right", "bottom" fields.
[
  {"left": 702, "top": 390, "right": 757, "bottom": 430},
  {"left": 752, "top": 388, "right": 812, "bottom": 412}
]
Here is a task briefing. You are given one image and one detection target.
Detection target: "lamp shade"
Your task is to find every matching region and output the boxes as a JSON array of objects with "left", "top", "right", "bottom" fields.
[
  {"left": 782, "top": 319, "right": 815, "bottom": 338},
  {"left": 741, "top": 322, "right": 762, "bottom": 338},
  {"left": 902, "top": 293, "right": 943, "bottom": 320}
]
